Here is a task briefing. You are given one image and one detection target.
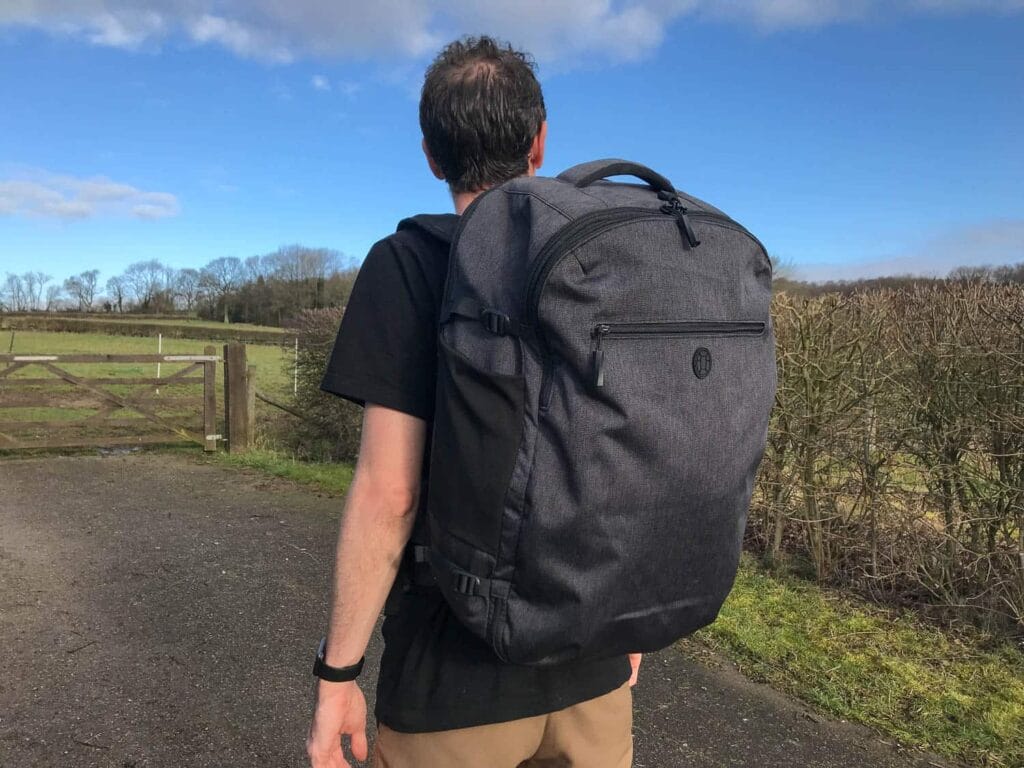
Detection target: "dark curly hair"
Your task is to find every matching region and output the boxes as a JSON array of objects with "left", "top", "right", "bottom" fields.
[{"left": 420, "top": 36, "right": 546, "bottom": 194}]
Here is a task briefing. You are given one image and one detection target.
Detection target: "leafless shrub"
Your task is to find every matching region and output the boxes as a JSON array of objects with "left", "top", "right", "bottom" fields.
[
  {"left": 271, "top": 307, "right": 363, "bottom": 462},
  {"left": 754, "top": 284, "right": 1024, "bottom": 634}
]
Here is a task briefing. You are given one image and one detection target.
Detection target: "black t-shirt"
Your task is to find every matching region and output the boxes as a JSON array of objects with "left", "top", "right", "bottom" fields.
[{"left": 320, "top": 214, "right": 630, "bottom": 733}]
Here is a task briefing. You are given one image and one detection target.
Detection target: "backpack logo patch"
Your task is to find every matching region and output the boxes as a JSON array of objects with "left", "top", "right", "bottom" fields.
[{"left": 692, "top": 347, "right": 712, "bottom": 379}]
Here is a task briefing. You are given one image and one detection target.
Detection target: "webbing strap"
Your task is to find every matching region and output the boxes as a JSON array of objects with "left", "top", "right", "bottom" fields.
[
  {"left": 409, "top": 544, "right": 437, "bottom": 588},
  {"left": 449, "top": 297, "right": 530, "bottom": 338},
  {"left": 411, "top": 545, "right": 499, "bottom": 599}
]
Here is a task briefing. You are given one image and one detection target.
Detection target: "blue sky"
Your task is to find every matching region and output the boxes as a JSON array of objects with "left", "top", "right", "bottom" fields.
[{"left": 1, "top": 1, "right": 1022, "bottom": 286}]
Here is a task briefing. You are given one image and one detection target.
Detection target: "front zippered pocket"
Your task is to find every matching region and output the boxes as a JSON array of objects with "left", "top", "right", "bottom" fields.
[
  {"left": 590, "top": 320, "right": 766, "bottom": 387},
  {"left": 524, "top": 207, "right": 767, "bottom": 352}
]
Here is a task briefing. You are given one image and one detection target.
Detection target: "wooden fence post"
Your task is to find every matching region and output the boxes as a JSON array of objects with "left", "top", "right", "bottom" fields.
[
  {"left": 203, "top": 345, "right": 218, "bottom": 452},
  {"left": 223, "top": 342, "right": 250, "bottom": 453}
]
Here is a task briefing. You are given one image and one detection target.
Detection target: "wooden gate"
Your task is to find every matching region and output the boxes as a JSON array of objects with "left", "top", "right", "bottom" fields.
[{"left": 0, "top": 348, "right": 221, "bottom": 451}]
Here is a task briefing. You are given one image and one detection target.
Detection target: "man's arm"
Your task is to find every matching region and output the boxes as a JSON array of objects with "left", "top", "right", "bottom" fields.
[{"left": 307, "top": 403, "right": 426, "bottom": 768}]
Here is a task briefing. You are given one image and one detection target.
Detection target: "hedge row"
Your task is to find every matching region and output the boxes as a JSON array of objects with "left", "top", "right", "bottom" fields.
[
  {"left": 4, "top": 311, "right": 190, "bottom": 322},
  {"left": 754, "top": 284, "right": 1024, "bottom": 633}
]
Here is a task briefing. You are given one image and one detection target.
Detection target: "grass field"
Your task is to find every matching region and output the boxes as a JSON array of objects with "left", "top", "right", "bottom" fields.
[
  {"left": 24, "top": 316, "right": 291, "bottom": 333},
  {"left": 3, "top": 329, "right": 292, "bottom": 392}
]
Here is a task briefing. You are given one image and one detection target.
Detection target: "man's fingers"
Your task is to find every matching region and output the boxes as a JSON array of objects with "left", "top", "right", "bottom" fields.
[
  {"left": 307, "top": 733, "right": 348, "bottom": 768},
  {"left": 628, "top": 652, "right": 643, "bottom": 687},
  {"left": 306, "top": 748, "right": 343, "bottom": 768},
  {"left": 350, "top": 729, "right": 369, "bottom": 762}
]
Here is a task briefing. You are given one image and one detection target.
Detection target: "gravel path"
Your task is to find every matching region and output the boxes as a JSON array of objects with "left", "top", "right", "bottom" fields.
[{"left": 0, "top": 454, "right": 961, "bottom": 767}]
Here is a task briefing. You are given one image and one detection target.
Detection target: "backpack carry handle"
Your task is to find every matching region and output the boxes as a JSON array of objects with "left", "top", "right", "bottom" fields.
[{"left": 558, "top": 159, "right": 675, "bottom": 196}]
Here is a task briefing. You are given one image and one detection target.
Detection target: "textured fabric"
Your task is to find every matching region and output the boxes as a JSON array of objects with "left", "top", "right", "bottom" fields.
[
  {"left": 320, "top": 215, "right": 630, "bottom": 733},
  {"left": 321, "top": 229, "right": 448, "bottom": 421},
  {"left": 373, "top": 683, "right": 633, "bottom": 768},
  {"left": 424, "top": 159, "right": 777, "bottom": 665}
]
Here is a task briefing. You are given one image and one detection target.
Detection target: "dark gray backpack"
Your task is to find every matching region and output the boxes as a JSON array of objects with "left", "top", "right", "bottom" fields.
[{"left": 407, "top": 159, "right": 776, "bottom": 666}]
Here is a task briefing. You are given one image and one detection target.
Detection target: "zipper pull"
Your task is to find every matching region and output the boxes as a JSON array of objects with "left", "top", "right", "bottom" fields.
[
  {"left": 660, "top": 197, "right": 701, "bottom": 249},
  {"left": 591, "top": 324, "right": 610, "bottom": 387}
]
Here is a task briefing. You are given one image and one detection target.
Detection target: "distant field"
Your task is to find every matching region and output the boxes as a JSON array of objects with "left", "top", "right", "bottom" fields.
[
  {"left": 3, "top": 330, "right": 292, "bottom": 393},
  {"left": 56, "top": 316, "right": 289, "bottom": 333},
  {"left": 2, "top": 314, "right": 292, "bottom": 344}
]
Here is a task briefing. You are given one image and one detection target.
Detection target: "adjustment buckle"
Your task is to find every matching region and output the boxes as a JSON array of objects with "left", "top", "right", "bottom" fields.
[
  {"left": 480, "top": 309, "right": 511, "bottom": 336},
  {"left": 453, "top": 571, "right": 481, "bottom": 596}
]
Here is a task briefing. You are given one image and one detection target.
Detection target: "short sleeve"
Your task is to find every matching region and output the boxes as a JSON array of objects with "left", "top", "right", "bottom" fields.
[{"left": 320, "top": 236, "right": 440, "bottom": 421}]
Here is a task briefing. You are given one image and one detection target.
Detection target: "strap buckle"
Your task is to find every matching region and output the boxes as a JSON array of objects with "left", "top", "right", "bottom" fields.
[
  {"left": 480, "top": 308, "right": 511, "bottom": 336},
  {"left": 453, "top": 571, "right": 481, "bottom": 596}
]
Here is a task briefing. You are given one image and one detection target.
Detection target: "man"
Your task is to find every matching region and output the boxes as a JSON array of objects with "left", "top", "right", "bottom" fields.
[{"left": 307, "top": 36, "right": 640, "bottom": 768}]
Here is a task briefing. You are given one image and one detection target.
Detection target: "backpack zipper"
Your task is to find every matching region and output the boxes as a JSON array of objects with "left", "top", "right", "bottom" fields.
[
  {"left": 524, "top": 207, "right": 672, "bottom": 325},
  {"left": 524, "top": 206, "right": 766, "bottom": 344},
  {"left": 590, "top": 320, "right": 767, "bottom": 387}
]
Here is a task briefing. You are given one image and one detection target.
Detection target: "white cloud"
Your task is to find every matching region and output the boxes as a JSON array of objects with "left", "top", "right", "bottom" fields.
[
  {"left": 189, "top": 13, "right": 292, "bottom": 62},
  {"left": 0, "top": 170, "right": 180, "bottom": 221},
  {"left": 311, "top": 74, "right": 330, "bottom": 91},
  {"left": 700, "top": 0, "right": 874, "bottom": 29},
  {"left": 0, "top": 1, "right": 1021, "bottom": 65},
  {"left": 794, "top": 219, "right": 1024, "bottom": 281}
]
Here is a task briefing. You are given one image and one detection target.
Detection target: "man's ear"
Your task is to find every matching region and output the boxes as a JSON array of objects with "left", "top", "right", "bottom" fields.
[
  {"left": 528, "top": 121, "right": 548, "bottom": 175},
  {"left": 422, "top": 138, "right": 446, "bottom": 181}
]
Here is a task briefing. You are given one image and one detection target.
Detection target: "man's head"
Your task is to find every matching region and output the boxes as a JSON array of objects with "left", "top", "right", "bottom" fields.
[{"left": 420, "top": 36, "right": 547, "bottom": 197}]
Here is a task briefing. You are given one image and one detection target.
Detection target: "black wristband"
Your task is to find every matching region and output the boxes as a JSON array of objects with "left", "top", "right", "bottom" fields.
[{"left": 312, "top": 638, "right": 364, "bottom": 682}]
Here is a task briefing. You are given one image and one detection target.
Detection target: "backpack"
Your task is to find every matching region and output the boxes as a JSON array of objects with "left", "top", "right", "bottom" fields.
[{"left": 400, "top": 159, "right": 776, "bottom": 666}]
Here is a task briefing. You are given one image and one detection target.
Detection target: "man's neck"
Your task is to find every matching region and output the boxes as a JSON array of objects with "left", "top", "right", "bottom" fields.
[{"left": 452, "top": 190, "right": 480, "bottom": 215}]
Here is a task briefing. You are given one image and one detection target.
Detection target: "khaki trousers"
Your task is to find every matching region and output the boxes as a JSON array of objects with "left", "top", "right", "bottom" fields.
[{"left": 373, "top": 683, "right": 633, "bottom": 768}]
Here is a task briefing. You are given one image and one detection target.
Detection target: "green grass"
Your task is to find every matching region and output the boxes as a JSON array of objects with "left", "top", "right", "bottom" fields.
[
  {"left": 3, "top": 329, "right": 292, "bottom": 393},
  {"left": 691, "top": 556, "right": 1024, "bottom": 767},
  {"left": 43, "top": 316, "right": 289, "bottom": 333},
  {"left": 208, "top": 448, "right": 354, "bottom": 496}
]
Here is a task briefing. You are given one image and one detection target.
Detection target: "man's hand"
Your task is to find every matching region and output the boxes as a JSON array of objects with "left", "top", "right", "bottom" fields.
[
  {"left": 628, "top": 653, "right": 643, "bottom": 687},
  {"left": 307, "top": 680, "right": 368, "bottom": 767}
]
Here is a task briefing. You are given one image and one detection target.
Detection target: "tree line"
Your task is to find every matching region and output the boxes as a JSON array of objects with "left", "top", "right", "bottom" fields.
[
  {"left": 0, "top": 245, "right": 359, "bottom": 327},
  {"left": 774, "top": 260, "right": 1024, "bottom": 297},
  {"left": 5, "top": 252, "right": 1022, "bottom": 327}
]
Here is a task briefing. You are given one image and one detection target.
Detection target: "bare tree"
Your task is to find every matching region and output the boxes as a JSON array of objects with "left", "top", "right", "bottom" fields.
[
  {"left": 45, "top": 284, "right": 64, "bottom": 311},
  {"left": 22, "top": 272, "right": 51, "bottom": 310},
  {"left": 949, "top": 264, "right": 994, "bottom": 282},
  {"left": 63, "top": 269, "right": 100, "bottom": 311},
  {"left": 200, "top": 257, "right": 244, "bottom": 323},
  {"left": 175, "top": 268, "right": 202, "bottom": 313},
  {"left": 992, "top": 262, "right": 1024, "bottom": 284},
  {"left": 2, "top": 273, "right": 27, "bottom": 311},
  {"left": 243, "top": 254, "right": 265, "bottom": 283},
  {"left": 105, "top": 275, "right": 126, "bottom": 314},
  {"left": 122, "top": 260, "right": 165, "bottom": 309}
]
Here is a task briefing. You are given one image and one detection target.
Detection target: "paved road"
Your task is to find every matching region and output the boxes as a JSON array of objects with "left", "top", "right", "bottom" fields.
[{"left": 0, "top": 454, "right": 961, "bottom": 767}]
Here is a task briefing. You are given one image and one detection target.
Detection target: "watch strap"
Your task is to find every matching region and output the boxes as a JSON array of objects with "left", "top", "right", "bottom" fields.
[{"left": 312, "top": 638, "right": 364, "bottom": 682}]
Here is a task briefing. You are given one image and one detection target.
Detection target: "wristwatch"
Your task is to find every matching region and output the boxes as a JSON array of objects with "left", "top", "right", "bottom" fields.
[{"left": 312, "top": 637, "right": 365, "bottom": 682}]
